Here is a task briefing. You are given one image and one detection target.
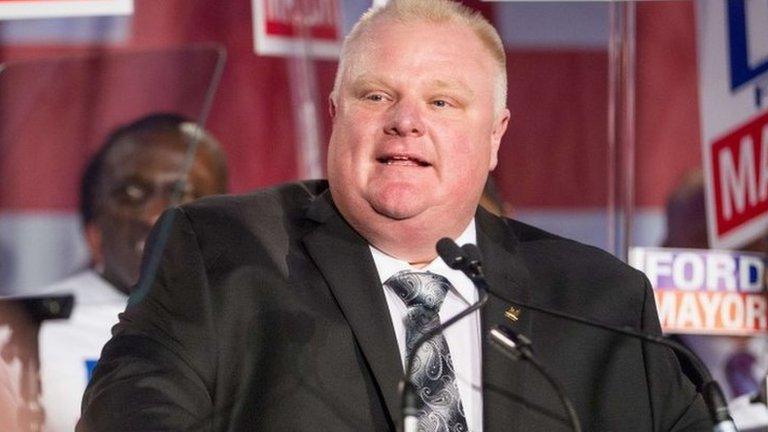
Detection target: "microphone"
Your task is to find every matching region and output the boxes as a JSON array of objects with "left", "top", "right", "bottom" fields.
[
  {"left": 399, "top": 239, "right": 490, "bottom": 432},
  {"left": 447, "top": 239, "right": 736, "bottom": 432},
  {"left": 436, "top": 238, "right": 466, "bottom": 270},
  {"left": 438, "top": 238, "right": 582, "bottom": 432},
  {"left": 436, "top": 238, "right": 488, "bottom": 289},
  {"left": 489, "top": 325, "right": 582, "bottom": 432}
]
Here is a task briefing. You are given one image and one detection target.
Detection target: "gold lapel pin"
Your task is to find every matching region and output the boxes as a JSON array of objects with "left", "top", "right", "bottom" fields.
[{"left": 505, "top": 306, "right": 521, "bottom": 322}]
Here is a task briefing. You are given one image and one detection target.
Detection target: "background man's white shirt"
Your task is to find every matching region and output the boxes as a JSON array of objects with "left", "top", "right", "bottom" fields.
[{"left": 38, "top": 270, "right": 127, "bottom": 432}]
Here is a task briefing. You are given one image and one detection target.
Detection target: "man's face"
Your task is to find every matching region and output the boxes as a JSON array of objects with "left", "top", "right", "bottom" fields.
[
  {"left": 89, "top": 132, "right": 221, "bottom": 293},
  {"left": 327, "top": 18, "right": 509, "bottom": 247}
]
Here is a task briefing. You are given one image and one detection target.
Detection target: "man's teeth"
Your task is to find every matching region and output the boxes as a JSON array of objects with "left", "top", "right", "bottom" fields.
[
  {"left": 381, "top": 156, "right": 427, "bottom": 166},
  {"left": 387, "top": 158, "right": 416, "bottom": 165}
]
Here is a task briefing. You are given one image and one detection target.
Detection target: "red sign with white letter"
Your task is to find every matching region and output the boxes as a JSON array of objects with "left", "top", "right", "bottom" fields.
[
  {"left": 709, "top": 110, "right": 768, "bottom": 239},
  {"left": 252, "top": 0, "right": 340, "bottom": 58},
  {"left": 699, "top": 1, "right": 768, "bottom": 248}
]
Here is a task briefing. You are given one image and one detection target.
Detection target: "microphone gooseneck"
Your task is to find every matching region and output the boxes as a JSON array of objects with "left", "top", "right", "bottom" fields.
[
  {"left": 453, "top": 241, "right": 736, "bottom": 431},
  {"left": 485, "top": 281, "right": 735, "bottom": 430},
  {"left": 399, "top": 239, "right": 489, "bottom": 432},
  {"left": 438, "top": 239, "right": 582, "bottom": 432}
]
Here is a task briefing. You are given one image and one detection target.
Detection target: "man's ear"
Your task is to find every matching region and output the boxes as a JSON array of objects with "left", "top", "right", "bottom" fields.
[
  {"left": 489, "top": 108, "right": 511, "bottom": 170},
  {"left": 329, "top": 95, "right": 337, "bottom": 119},
  {"left": 84, "top": 223, "right": 104, "bottom": 270}
]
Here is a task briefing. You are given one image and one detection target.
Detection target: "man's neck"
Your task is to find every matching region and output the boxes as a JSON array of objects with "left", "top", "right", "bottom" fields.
[{"left": 361, "top": 216, "right": 476, "bottom": 265}]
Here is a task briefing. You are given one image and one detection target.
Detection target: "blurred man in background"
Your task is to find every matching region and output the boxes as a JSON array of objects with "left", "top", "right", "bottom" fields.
[{"left": 37, "top": 113, "right": 228, "bottom": 431}]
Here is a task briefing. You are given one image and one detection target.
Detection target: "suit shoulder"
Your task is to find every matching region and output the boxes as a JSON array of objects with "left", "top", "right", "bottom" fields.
[
  {"left": 160, "top": 180, "right": 329, "bottom": 268},
  {"left": 182, "top": 179, "right": 328, "bottom": 218},
  {"left": 506, "top": 218, "right": 646, "bottom": 287},
  {"left": 504, "top": 218, "right": 650, "bottom": 325}
]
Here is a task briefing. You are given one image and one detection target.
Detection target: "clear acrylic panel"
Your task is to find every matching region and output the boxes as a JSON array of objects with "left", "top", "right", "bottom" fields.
[
  {"left": 0, "top": 44, "right": 225, "bottom": 431},
  {"left": 0, "top": 44, "right": 225, "bottom": 296}
]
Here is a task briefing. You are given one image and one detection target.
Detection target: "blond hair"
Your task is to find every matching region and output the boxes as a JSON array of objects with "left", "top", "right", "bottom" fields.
[{"left": 330, "top": 0, "right": 507, "bottom": 114}]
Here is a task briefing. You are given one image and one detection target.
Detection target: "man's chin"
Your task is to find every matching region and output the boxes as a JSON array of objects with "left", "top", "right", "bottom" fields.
[{"left": 369, "top": 201, "right": 425, "bottom": 221}]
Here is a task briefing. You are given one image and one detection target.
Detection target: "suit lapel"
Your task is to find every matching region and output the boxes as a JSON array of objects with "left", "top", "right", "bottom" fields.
[
  {"left": 301, "top": 192, "right": 403, "bottom": 427},
  {"left": 300, "top": 194, "right": 538, "bottom": 429},
  {"left": 476, "top": 208, "right": 535, "bottom": 430}
]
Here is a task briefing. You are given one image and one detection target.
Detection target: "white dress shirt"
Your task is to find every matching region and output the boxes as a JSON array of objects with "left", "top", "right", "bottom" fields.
[
  {"left": 370, "top": 220, "right": 483, "bottom": 432},
  {"left": 38, "top": 270, "right": 128, "bottom": 432}
]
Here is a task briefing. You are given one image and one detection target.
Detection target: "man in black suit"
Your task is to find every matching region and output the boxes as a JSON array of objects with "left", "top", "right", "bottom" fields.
[{"left": 79, "top": 0, "right": 711, "bottom": 430}]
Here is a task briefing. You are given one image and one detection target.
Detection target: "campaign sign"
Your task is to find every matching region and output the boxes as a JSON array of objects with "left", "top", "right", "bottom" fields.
[
  {"left": 0, "top": 0, "right": 132, "bottom": 20},
  {"left": 629, "top": 247, "right": 768, "bottom": 335},
  {"left": 698, "top": 1, "right": 768, "bottom": 248},
  {"left": 252, "top": 0, "right": 340, "bottom": 59}
]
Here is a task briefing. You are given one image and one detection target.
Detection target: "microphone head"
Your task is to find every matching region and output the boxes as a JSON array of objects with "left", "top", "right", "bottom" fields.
[
  {"left": 436, "top": 237, "right": 466, "bottom": 270},
  {"left": 460, "top": 244, "right": 482, "bottom": 264}
]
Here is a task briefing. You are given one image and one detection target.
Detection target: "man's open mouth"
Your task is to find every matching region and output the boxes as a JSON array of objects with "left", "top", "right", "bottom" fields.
[{"left": 376, "top": 154, "right": 431, "bottom": 167}]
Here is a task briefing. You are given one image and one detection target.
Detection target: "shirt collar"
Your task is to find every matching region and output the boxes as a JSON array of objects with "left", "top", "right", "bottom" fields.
[{"left": 369, "top": 219, "right": 477, "bottom": 303}]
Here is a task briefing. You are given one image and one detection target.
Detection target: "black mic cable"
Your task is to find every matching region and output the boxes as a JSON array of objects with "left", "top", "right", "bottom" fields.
[
  {"left": 437, "top": 238, "right": 582, "bottom": 432},
  {"left": 399, "top": 241, "right": 490, "bottom": 432},
  {"left": 446, "top": 239, "right": 737, "bottom": 432}
]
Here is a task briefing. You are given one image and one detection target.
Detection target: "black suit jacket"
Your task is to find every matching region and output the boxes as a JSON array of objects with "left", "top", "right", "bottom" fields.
[{"left": 79, "top": 180, "right": 711, "bottom": 431}]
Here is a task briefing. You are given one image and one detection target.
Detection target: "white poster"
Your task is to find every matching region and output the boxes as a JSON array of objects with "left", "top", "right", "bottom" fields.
[
  {"left": 698, "top": 0, "right": 768, "bottom": 249},
  {"left": 0, "top": 0, "right": 132, "bottom": 20},
  {"left": 252, "top": 0, "right": 340, "bottom": 58}
]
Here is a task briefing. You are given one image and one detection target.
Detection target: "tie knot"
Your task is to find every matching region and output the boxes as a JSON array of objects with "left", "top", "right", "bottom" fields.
[{"left": 384, "top": 270, "right": 450, "bottom": 311}]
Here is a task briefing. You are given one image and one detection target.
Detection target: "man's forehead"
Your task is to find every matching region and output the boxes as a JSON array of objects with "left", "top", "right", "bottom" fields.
[
  {"left": 99, "top": 137, "right": 185, "bottom": 178},
  {"left": 103, "top": 134, "right": 220, "bottom": 181},
  {"left": 353, "top": 17, "right": 472, "bottom": 50},
  {"left": 107, "top": 133, "right": 188, "bottom": 159},
  {"left": 344, "top": 18, "right": 493, "bottom": 71},
  {"left": 349, "top": 73, "right": 475, "bottom": 96}
]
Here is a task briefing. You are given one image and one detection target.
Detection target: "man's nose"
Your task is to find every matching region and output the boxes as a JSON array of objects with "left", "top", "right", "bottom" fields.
[
  {"left": 384, "top": 99, "right": 425, "bottom": 137},
  {"left": 140, "top": 195, "right": 172, "bottom": 227}
]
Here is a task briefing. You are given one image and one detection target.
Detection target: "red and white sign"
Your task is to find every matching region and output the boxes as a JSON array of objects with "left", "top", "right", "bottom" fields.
[
  {"left": 0, "top": 0, "right": 132, "bottom": 20},
  {"left": 708, "top": 110, "right": 768, "bottom": 245},
  {"left": 699, "top": 1, "right": 768, "bottom": 248},
  {"left": 252, "top": 0, "right": 340, "bottom": 58}
]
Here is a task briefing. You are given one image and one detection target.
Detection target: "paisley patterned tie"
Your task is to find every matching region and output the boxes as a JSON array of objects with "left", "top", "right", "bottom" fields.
[{"left": 385, "top": 270, "right": 469, "bottom": 432}]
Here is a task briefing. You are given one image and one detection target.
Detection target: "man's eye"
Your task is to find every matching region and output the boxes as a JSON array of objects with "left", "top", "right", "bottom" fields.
[
  {"left": 364, "top": 93, "right": 385, "bottom": 102},
  {"left": 432, "top": 99, "right": 449, "bottom": 108},
  {"left": 125, "top": 184, "right": 145, "bottom": 201},
  {"left": 112, "top": 183, "right": 149, "bottom": 206}
]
